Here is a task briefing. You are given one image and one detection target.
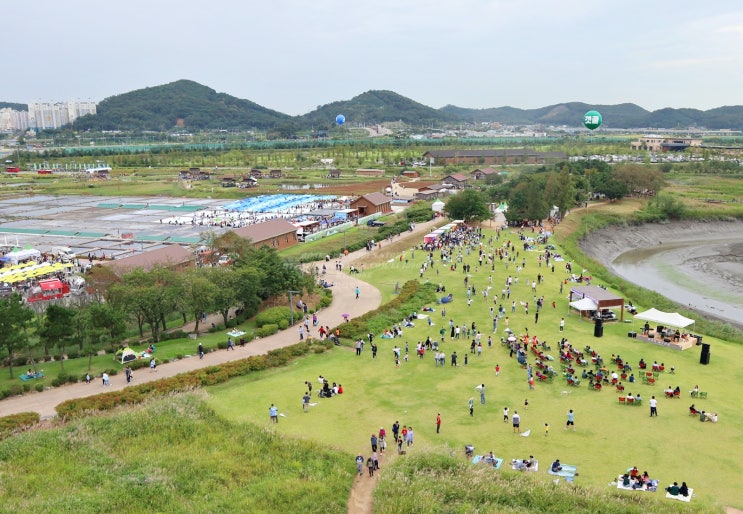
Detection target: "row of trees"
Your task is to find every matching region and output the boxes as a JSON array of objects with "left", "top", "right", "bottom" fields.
[
  {"left": 445, "top": 160, "right": 668, "bottom": 224},
  {"left": 0, "top": 240, "right": 312, "bottom": 378}
]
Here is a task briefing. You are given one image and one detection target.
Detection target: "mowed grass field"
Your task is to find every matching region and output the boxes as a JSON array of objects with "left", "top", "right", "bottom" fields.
[{"left": 207, "top": 226, "right": 743, "bottom": 511}]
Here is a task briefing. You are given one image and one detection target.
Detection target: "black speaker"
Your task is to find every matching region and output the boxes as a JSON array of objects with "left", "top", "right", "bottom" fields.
[
  {"left": 594, "top": 319, "right": 603, "bottom": 338},
  {"left": 700, "top": 343, "right": 710, "bottom": 365}
]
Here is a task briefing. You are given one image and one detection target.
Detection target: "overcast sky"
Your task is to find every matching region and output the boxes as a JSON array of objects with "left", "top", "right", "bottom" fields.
[{"left": 5, "top": 1, "right": 743, "bottom": 115}]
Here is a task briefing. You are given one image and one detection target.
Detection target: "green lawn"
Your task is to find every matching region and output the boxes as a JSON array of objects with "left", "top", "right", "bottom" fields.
[{"left": 207, "top": 226, "right": 742, "bottom": 511}]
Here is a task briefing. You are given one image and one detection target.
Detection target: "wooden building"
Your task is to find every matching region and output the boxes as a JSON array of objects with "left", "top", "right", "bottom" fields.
[
  {"left": 350, "top": 192, "right": 392, "bottom": 216},
  {"left": 233, "top": 218, "right": 299, "bottom": 250}
]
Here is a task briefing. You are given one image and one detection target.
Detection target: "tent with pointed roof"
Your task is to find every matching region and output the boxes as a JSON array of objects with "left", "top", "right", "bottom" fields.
[{"left": 634, "top": 308, "right": 695, "bottom": 329}]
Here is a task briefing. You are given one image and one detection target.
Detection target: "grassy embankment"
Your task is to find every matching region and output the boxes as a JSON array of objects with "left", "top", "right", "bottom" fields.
[{"left": 0, "top": 395, "right": 351, "bottom": 513}]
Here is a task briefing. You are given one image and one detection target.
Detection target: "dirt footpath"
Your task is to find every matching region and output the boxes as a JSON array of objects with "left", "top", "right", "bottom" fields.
[{"left": 0, "top": 217, "right": 444, "bottom": 420}]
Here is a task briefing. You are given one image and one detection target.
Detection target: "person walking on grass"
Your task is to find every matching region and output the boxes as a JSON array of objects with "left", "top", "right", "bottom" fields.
[
  {"left": 512, "top": 411, "right": 521, "bottom": 433},
  {"left": 436, "top": 413, "right": 441, "bottom": 434},
  {"left": 566, "top": 409, "right": 575, "bottom": 430},
  {"left": 650, "top": 396, "right": 658, "bottom": 417},
  {"left": 468, "top": 398, "right": 474, "bottom": 416},
  {"left": 269, "top": 404, "right": 278, "bottom": 423},
  {"left": 367, "top": 457, "right": 375, "bottom": 477}
]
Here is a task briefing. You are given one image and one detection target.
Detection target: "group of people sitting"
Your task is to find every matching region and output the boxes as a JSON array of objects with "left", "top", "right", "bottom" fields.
[
  {"left": 664, "top": 385, "right": 681, "bottom": 398},
  {"left": 317, "top": 375, "right": 343, "bottom": 398},
  {"left": 689, "top": 405, "right": 718, "bottom": 423},
  {"left": 621, "top": 466, "right": 658, "bottom": 490},
  {"left": 666, "top": 481, "right": 690, "bottom": 497},
  {"left": 511, "top": 456, "right": 537, "bottom": 470}
]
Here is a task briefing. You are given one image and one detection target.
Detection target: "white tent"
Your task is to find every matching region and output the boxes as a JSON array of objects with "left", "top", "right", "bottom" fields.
[
  {"left": 569, "top": 298, "right": 598, "bottom": 312},
  {"left": 116, "top": 347, "right": 138, "bottom": 364},
  {"left": 633, "top": 308, "right": 695, "bottom": 329},
  {"left": 432, "top": 200, "right": 445, "bottom": 213}
]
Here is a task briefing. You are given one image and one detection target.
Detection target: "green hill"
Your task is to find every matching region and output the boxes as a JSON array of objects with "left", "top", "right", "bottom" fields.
[
  {"left": 3, "top": 79, "right": 739, "bottom": 131},
  {"left": 300, "top": 89, "right": 457, "bottom": 129},
  {"left": 71, "top": 79, "right": 294, "bottom": 132}
]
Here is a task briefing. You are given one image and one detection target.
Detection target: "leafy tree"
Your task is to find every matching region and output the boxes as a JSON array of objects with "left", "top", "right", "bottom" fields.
[
  {"left": 444, "top": 189, "right": 492, "bottom": 222},
  {"left": 0, "top": 293, "right": 34, "bottom": 378},
  {"left": 505, "top": 176, "right": 549, "bottom": 223},
  {"left": 181, "top": 272, "right": 218, "bottom": 336},
  {"left": 38, "top": 304, "right": 77, "bottom": 372},
  {"left": 199, "top": 267, "right": 240, "bottom": 328}
]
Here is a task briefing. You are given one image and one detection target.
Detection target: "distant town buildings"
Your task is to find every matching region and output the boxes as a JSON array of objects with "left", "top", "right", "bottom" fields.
[
  {"left": 630, "top": 136, "right": 702, "bottom": 152},
  {"left": 0, "top": 100, "right": 96, "bottom": 131}
]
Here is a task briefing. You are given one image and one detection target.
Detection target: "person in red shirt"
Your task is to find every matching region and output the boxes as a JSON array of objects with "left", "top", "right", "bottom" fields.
[{"left": 436, "top": 413, "right": 442, "bottom": 434}]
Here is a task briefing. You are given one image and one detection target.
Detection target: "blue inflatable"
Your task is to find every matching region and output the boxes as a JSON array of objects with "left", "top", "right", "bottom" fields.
[{"left": 336, "top": 114, "right": 345, "bottom": 125}]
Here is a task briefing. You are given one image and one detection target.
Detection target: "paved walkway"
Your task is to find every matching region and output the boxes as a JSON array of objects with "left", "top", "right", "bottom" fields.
[{"left": 0, "top": 217, "right": 443, "bottom": 419}]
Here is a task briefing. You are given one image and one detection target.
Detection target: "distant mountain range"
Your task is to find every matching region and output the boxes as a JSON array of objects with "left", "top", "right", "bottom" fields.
[{"left": 12, "top": 80, "right": 742, "bottom": 132}]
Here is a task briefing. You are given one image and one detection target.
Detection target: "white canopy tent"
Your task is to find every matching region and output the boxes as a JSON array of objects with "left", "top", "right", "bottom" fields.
[
  {"left": 569, "top": 297, "right": 598, "bottom": 312},
  {"left": 633, "top": 308, "right": 695, "bottom": 329}
]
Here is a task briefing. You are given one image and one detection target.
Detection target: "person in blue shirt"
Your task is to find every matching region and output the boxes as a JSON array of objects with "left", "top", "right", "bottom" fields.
[{"left": 269, "top": 404, "right": 278, "bottom": 423}]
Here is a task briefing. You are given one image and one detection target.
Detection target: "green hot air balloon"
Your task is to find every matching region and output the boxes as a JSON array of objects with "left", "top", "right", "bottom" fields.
[{"left": 583, "top": 111, "right": 602, "bottom": 130}]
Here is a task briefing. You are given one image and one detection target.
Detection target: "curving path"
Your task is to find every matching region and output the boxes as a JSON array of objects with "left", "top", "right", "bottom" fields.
[{"left": 0, "top": 217, "right": 443, "bottom": 420}]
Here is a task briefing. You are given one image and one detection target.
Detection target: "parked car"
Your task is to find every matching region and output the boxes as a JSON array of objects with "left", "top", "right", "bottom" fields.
[{"left": 367, "top": 219, "right": 385, "bottom": 227}]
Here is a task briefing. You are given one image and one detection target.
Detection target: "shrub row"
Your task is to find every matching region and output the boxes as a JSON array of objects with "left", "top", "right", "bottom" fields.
[
  {"left": 255, "top": 306, "right": 292, "bottom": 328},
  {"left": 335, "top": 280, "right": 438, "bottom": 341},
  {"left": 53, "top": 341, "right": 332, "bottom": 419},
  {"left": 0, "top": 412, "right": 41, "bottom": 441}
]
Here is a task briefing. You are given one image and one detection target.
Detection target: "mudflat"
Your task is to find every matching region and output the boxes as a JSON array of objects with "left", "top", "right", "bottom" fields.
[{"left": 579, "top": 220, "right": 743, "bottom": 328}]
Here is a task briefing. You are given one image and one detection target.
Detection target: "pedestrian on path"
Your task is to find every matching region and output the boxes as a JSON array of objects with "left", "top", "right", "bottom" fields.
[
  {"left": 367, "top": 457, "right": 375, "bottom": 477},
  {"left": 102, "top": 372, "right": 110, "bottom": 386},
  {"left": 355, "top": 286, "right": 360, "bottom": 299},
  {"left": 125, "top": 365, "right": 132, "bottom": 383},
  {"left": 150, "top": 358, "right": 157, "bottom": 372},
  {"left": 227, "top": 337, "right": 235, "bottom": 350},
  {"left": 356, "top": 454, "right": 365, "bottom": 476},
  {"left": 198, "top": 343, "right": 204, "bottom": 359}
]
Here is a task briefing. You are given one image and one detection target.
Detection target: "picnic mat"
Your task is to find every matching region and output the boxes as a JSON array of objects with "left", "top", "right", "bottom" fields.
[
  {"left": 511, "top": 459, "right": 539, "bottom": 472},
  {"left": 471, "top": 456, "right": 503, "bottom": 470},
  {"left": 616, "top": 475, "right": 659, "bottom": 492},
  {"left": 666, "top": 489, "right": 693, "bottom": 502},
  {"left": 548, "top": 464, "right": 577, "bottom": 478},
  {"left": 19, "top": 372, "right": 44, "bottom": 381}
]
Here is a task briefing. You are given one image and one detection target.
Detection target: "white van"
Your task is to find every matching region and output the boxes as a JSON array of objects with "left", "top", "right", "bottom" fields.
[{"left": 52, "top": 246, "right": 76, "bottom": 262}]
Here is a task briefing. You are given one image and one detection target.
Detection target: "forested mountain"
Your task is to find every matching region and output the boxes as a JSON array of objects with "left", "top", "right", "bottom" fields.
[
  {"left": 440, "top": 102, "right": 651, "bottom": 128},
  {"left": 300, "top": 90, "right": 457, "bottom": 128},
  {"left": 71, "top": 80, "right": 294, "bottom": 132},
  {"left": 441, "top": 102, "right": 743, "bottom": 130},
  {"left": 5, "top": 79, "right": 739, "bottom": 131}
]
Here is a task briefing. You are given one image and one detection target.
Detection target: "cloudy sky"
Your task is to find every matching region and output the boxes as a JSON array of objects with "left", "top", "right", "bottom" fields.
[{"left": 5, "top": 1, "right": 743, "bottom": 115}]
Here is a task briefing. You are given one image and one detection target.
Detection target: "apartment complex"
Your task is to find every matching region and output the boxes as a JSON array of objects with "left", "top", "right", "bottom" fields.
[{"left": 0, "top": 100, "right": 96, "bottom": 131}]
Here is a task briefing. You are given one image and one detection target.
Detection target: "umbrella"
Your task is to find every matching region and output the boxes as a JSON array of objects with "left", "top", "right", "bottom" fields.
[
  {"left": 503, "top": 328, "right": 513, "bottom": 333},
  {"left": 508, "top": 336, "right": 516, "bottom": 342}
]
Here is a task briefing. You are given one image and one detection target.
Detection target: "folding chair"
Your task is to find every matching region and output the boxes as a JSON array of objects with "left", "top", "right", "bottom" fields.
[{"left": 618, "top": 396, "right": 626, "bottom": 405}]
